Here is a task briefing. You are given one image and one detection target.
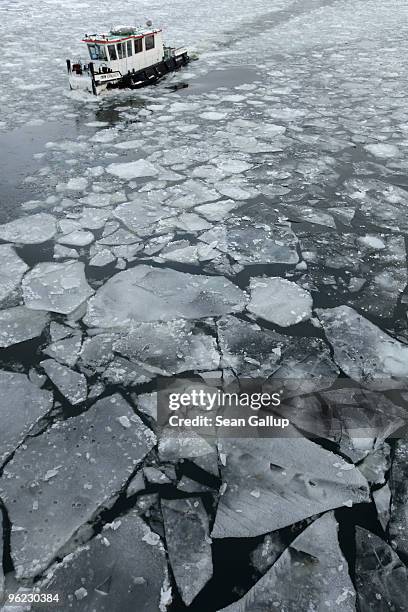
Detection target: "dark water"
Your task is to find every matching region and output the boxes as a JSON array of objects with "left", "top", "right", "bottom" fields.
[{"left": 0, "top": 120, "right": 79, "bottom": 222}]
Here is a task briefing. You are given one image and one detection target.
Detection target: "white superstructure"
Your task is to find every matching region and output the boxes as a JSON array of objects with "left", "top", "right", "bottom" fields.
[{"left": 67, "top": 24, "right": 189, "bottom": 95}]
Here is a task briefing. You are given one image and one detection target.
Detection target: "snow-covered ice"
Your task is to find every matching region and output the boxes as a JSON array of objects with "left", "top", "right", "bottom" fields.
[
  {"left": 106, "top": 159, "right": 159, "bottom": 180},
  {"left": 0, "top": 213, "right": 56, "bottom": 244},
  {"left": 0, "top": 306, "right": 48, "bottom": 347},
  {"left": 84, "top": 265, "right": 247, "bottom": 327},
  {"left": 23, "top": 261, "right": 93, "bottom": 315},
  {"left": 248, "top": 277, "right": 313, "bottom": 326},
  {"left": 57, "top": 230, "right": 94, "bottom": 247}
]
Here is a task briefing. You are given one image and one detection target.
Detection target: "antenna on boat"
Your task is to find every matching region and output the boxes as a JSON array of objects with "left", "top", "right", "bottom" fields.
[{"left": 146, "top": 19, "right": 153, "bottom": 27}]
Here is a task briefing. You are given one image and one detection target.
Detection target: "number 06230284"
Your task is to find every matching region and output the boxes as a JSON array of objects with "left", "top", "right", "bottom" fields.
[{"left": 6, "top": 592, "right": 60, "bottom": 604}]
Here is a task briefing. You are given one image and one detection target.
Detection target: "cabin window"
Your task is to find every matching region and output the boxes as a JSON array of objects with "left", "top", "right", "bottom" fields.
[
  {"left": 117, "top": 42, "right": 127, "bottom": 59},
  {"left": 127, "top": 40, "right": 133, "bottom": 57},
  {"left": 134, "top": 38, "right": 143, "bottom": 53},
  {"left": 87, "top": 45, "right": 99, "bottom": 60},
  {"left": 88, "top": 44, "right": 108, "bottom": 61},
  {"left": 108, "top": 45, "right": 117, "bottom": 61},
  {"left": 97, "top": 45, "right": 108, "bottom": 61},
  {"left": 145, "top": 35, "right": 155, "bottom": 51}
]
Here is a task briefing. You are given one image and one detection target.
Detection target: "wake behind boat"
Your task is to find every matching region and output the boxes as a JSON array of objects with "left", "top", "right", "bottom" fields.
[{"left": 67, "top": 22, "right": 190, "bottom": 95}]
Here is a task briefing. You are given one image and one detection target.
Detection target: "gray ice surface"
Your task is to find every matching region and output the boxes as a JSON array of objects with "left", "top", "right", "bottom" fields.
[
  {"left": 219, "top": 513, "right": 356, "bottom": 611},
  {"left": 0, "top": 394, "right": 156, "bottom": 578},
  {"left": 212, "top": 435, "right": 369, "bottom": 538},
  {"left": 33, "top": 511, "right": 167, "bottom": 612},
  {"left": 0, "top": 370, "right": 53, "bottom": 464},
  {"left": 84, "top": 265, "right": 247, "bottom": 327}
]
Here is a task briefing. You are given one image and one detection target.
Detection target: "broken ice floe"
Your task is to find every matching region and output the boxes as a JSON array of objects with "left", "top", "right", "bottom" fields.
[
  {"left": 283, "top": 389, "right": 406, "bottom": 462},
  {"left": 0, "top": 370, "right": 53, "bottom": 464},
  {"left": 217, "top": 315, "right": 287, "bottom": 378},
  {"left": 373, "top": 484, "right": 391, "bottom": 531},
  {"left": 248, "top": 277, "right": 313, "bottom": 326},
  {"left": 162, "top": 498, "right": 212, "bottom": 605},
  {"left": 0, "top": 394, "right": 156, "bottom": 579},
  {"left": 84, "top": 265, "right": 247, "bottom": 327},
  {"left": 57, "top": 230, "right": 94, "bottom": 248},
  {"left": 0, "top": 306, "right": 48, "bottom": 347},
  {"left": 23, "top": 261, "right": 93, "bottom": 315},
  {"left": 299, "top": 230, "right": 407, "bottom": 318},
  {"left": 364, "top": 143, "right": 400, "bottom": 159},
  {"left": 0, "top": 511, "right": 3, "bottom": 601},
  {"left": 358, "top": 443, "right": 391, "bottom": 485},
  {"left": 200, "top": 219, "right": 299, "bottom": 265},
  {"left": 113, "top": 198, "right": 174, "bottom": 234},
  {"left": 268, "top": 335, "right": 340, "bottom": 395},
  {"left": 389, "top": 439, "right": 408, "bottom": 559},
  {"left": 0, "top": 213, "right": 56, "bottom": 244},
  {"left": 113, "top": 320, "right": 220, "bottom": 376},
  {"left": 212, "top": 436, "right": 368, "bottom": 538},
  {"left": 355, "top": 527, "right": 408, "bottom": 612},
  {"left": 220, "top": 513, "right": 356, "bottom": 611},
  {"left": 316, "top": 306, "right": 408, "bottom": 388},
  {"left": 32, "top": 510, "right": 167, "bottom": 612},
  {"left": 41, "top": 359, "right": 87, "bottom": 405},
  {"left": 44, "top": 333, "right": 82, "bottom": 367},
  {"left": 347, "top": 178, "right": 408, "bottom": 233},
  {"left": 106, "top": 159, "right": 159, "bottom": 180},
  {"left": 0, "top": 245, "right": 28, "bottom": 303}
]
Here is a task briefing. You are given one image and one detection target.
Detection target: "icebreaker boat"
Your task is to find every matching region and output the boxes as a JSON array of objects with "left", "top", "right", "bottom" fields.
[{"left": 67, "top": 23, "right": 189, "bottom": 95}]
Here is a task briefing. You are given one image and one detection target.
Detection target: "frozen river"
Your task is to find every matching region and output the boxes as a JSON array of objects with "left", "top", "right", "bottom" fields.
[{"left": 1, "top": 0, "right": 408, "bottom": 610}]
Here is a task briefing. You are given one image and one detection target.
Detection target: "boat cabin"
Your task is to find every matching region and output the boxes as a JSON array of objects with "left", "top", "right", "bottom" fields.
[
  {"left": 67, "top": 24, "right": 189, "bottom": 95},
  {"left": 84, "top": 26, "right": 164, "bottom": 75}
]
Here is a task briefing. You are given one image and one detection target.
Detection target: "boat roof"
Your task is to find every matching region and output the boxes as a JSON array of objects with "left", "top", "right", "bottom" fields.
[{"left": 83, "top": 25, "right": 161, "bottom": 44}]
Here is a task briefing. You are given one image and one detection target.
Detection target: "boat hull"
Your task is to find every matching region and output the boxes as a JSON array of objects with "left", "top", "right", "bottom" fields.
[{"left": 68, "top": 52, "right": 189, "bottom": 96}]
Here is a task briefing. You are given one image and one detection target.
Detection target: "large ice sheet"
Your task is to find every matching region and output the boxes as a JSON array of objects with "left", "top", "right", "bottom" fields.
[
  {"left": 0, "top": 213, "right": 56, "bottom": 244},
  {"left": 0, "top": 394, "right": 156, "bottom": 579},
  {"left": 84, "top": 265, "right": 247, "bottom": 327},
  {"left": 212, "top": 435, "right": 369, "bottom": 538},
  {"left": 0, "top": 370, "right": 53, "bottom": 464},
  {"left": 33, "top": 511, "right": 168, "bottom": 612},
  {"left": 316, "top": 306, "right": 408, "bottom": 388},
  {"left": 23, "top": 261, "right": 93, "bottom": 315}
]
